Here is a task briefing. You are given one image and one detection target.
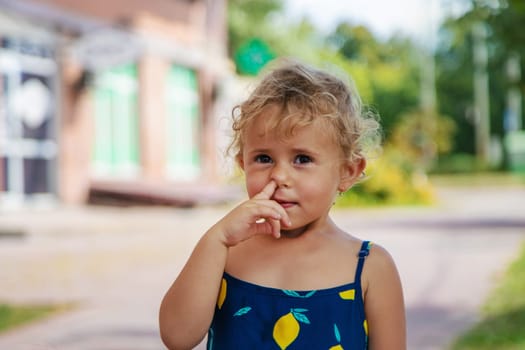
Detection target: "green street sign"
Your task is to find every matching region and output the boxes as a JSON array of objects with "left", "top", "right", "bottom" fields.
[{"left": 234, "top": 38, "right": 275, "bottom": 76}]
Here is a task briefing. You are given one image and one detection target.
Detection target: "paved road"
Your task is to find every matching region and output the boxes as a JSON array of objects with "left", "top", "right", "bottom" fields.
[{"left": 0, "top": 185, "right": 524, "bottom": 350}]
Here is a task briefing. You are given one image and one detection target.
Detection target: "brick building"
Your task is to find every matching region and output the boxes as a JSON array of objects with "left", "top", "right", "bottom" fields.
[{"left": 0, "top": 0, "right": 235, "bottom": 208}]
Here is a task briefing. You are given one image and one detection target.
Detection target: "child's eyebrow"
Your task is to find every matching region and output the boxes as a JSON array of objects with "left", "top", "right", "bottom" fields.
[
  {"left": 246, "top": 148, "right": 271, "bottom": 154},
  {"left": 247, "top": 147, "right": 319, "bottom": 154},
  {"left": 290, "top": 147, "right": 320, "bottom": 156}
]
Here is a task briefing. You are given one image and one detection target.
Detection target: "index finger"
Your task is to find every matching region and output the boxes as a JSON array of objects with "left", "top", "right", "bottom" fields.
[{"left": 252, "top": 181, "right": 277, "bottom": 200}]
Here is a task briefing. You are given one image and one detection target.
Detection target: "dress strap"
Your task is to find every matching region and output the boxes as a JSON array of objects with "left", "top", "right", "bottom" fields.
[{"left": 355, "top": 240, "right": 372, "bottom": 283}]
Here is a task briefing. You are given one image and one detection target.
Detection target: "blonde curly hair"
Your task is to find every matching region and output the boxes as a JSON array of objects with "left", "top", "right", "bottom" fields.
[{"left": 229, "top": 59, "right": 381, "bottom": 164}]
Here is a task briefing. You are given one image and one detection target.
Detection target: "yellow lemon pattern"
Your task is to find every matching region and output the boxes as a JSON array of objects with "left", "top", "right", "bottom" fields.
[
  {"left": 338, "top": 289, "right": 355, "bottom": 300},
  {"left": 208, "top": 241, "right": 373, "bottom": 349},
  {"left": 217, "top": 278, "right": 227, "bottom": 310},
  {"left": 273, "top": 308, "right": 310, "bottom": 350}
]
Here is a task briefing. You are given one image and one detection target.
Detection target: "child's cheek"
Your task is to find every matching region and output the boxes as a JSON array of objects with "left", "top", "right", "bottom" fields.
[{"left": 245, "top": 172, "right": 267, "bottom": 198}]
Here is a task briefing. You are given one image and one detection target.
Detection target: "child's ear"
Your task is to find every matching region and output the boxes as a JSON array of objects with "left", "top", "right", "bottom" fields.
[
  {"left": 236, "top": 154, "right": 245, "bottom": 170},
  {"left": 339, "top": 157, "right": 366, "bottom": 192}
]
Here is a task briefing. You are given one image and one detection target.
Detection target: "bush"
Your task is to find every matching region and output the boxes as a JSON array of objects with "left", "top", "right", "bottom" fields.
[{"left": 336, "top": 149, "right": 435, "bottom": 207}]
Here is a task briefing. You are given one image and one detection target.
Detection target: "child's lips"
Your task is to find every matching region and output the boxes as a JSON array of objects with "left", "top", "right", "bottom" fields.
[{"left": 274, "top": 199, "right": 297, "bottom": 208}]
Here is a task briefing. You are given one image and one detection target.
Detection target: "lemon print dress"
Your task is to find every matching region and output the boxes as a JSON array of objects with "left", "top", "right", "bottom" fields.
[{"left": 207, "top": 241, "right": 372, "bottom": 349}]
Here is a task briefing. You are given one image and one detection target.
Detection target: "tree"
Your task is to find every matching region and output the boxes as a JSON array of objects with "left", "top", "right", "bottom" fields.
[
  {"left": 227, "top": 0, "right": 283, "bottom": 74},
  {"left": 472, "top": 0, "right": 525, "bottom": 74},
  {"left": 435, "top": 0, "right": 524, "bottom": 167},
  {"left": 327, "top": 23, "right": 421, "bottom": 137},
  {"left": 226, "top": 0, "right": 442, "bottom": 203}
]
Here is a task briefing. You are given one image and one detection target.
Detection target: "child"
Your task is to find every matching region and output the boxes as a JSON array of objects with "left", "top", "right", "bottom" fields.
[{"left": 159, "top": 60, "right": 406, "bottom": 350}]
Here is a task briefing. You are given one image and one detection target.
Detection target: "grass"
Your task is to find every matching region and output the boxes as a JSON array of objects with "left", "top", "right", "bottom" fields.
[
  {"left": 429, "top": 172, "right": 525, "bottom": 187},
  {"left": 0, "top": 303, "right": 67, "bottom": 333},
  {"left": 451, "top": 242, "right": 525, "bottom": 350}
]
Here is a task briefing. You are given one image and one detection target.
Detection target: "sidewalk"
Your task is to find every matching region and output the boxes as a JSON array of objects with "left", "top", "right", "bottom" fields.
[{"left": 0, "top": 185, "right": 524, "bottom": 349}]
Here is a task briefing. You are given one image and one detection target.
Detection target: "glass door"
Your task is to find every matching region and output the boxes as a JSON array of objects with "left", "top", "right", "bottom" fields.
[{"left": 0, "top": 37, "right": 57, "bottom": 204}]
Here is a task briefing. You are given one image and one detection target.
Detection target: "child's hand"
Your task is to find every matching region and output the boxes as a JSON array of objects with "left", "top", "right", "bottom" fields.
[{"left": 214, "top": 181, "right": 291, "bottom": 247}]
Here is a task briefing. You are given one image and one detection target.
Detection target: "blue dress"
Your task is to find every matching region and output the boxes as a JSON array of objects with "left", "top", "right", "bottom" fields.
[{"left": 207, "top": 241, "right": 372, "bottom": 350}]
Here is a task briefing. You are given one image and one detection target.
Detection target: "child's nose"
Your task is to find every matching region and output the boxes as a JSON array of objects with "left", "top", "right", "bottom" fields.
[{"left": 270, "top": 163, "right": 290, "bottom": 187}]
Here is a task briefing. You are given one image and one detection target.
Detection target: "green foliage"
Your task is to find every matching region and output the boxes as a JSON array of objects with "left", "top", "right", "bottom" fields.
[
  {"left": 0, "top": 303, "right": 62, "bottom": 332},
  {"left": 348, "top": 108, "right": 457, "bottom": 206},
  {"left": 431, "top": 153, "right": 490, "bottom": 174},
  {"left": 436, "top": 0, "right": 525, "bottom": 161},
  {"left": 227, "top": 0, "right": 481, "bottom": 206},
  {"left": 336, "top": 149, "right": 435, "bottom": 207},
  {"left": 307, "top": 50, "right": 375, "bottom": 103},
  {"left": 390, "top": 108, "right": 457, "bottom": 170},
  {"left": 227, "top": 0, "right": 284, "bottom": 74},
  {"left": 452, "top": 242, "right": 525, "bottom": 350},
  {"left": 327, "top": 24, "right": 421, "bottom": 136},
  {"left": 227, "top": 0, "right": 438, "bottom": 206},
  {"left": 228, "top": 0, "right": 422, "bottom": 137},
  {"left": 270, "top": 19, "right": 325, "bottom": 64},
  {"left": 328, "top": 24, "right": 379, "bottom": 63},
  {"left": 471, "top": 0, "right": 525, "bottom": 62},
  {"left": 435, "top": 23, "right": 477, "bottom": 155}
]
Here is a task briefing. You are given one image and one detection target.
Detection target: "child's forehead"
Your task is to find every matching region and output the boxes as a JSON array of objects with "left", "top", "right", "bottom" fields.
[
  {"left": 244, "top": 107, "right": 337, "bottom": 146},
  {"left": 246, "top": 103, "right": 330, "bottom": 133}
]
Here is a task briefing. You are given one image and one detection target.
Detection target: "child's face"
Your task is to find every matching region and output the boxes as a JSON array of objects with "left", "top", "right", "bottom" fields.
[{"left": 239, "top": 104, "right": 359, "bottom": 232}]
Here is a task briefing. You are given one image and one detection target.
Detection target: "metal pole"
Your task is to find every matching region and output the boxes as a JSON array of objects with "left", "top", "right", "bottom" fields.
[
  {"left": 505, "top": 52, "right": 522, "bottom": 132},
  {"left": 420, "top": 0, "right": 437, "bottom": 113},
  {"left": 472, "top": 22, "right": 491, "bottom": 163}
]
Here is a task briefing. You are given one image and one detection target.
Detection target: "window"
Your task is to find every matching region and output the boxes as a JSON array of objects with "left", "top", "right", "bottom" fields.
[
  {"left": 165, "top": 65, "right": 200, "bottom": 180},
  {"left": 92, "top": 64, "right": 139, "bottom": 178}
]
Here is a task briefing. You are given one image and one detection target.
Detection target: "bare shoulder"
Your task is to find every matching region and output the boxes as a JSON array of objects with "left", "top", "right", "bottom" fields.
[
  {"left": 362, "top": 243, "right": 401, "bottom": 292},
  {"left": 363, "top": 242, "right": 406, "bottom": 349},
  {"left": 367, "top": 243, "right": 398, "bottom": 269}
]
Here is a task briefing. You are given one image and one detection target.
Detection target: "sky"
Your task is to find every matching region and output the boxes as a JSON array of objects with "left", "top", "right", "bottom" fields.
[{"left": 284, "top": 0, "right": 469, "bottom": 41}]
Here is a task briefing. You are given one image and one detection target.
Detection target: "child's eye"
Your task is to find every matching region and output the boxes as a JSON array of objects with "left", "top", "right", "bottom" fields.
[
  {"left": 294, "top": 154, "right": 312, "bottom": 164},
  {"left": 255, "top": 154, "right": 272, "bottom": 163}
]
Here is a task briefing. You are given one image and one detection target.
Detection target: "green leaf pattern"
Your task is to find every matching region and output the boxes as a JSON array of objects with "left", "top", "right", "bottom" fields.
[
  {"left": 282, "top": 289, "right": 317, "bottom": 298},
  {"left": 216, "top": 240, "right": 372, "bottom": 347},
  {"left": 291, "top": 308, "right": 310, "bottom": 324},
  {"left": 233, "top": 306, "right": 252, "bottom": 316},
  {"left": 334, "top": 323, "right": 341, "bottom": 343}
]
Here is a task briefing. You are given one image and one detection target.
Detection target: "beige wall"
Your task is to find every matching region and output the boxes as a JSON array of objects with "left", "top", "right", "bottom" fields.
[
  {"left": 35, "top": 0, "right": 200, "bottom": 28},
  {"left": 139, "top": 55, "right": 168, "bottom": 182},
  {"left": 58, "top": 62, "right": 94, "bottom": 204}
]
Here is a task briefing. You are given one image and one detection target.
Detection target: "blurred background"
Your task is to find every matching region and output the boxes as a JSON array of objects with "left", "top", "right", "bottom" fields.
[
  {"left": 0, "top": 0, "right": 523, "bottom": 208},
  {"left": 0, "top": 0, "right": 524, "bottom": 349}
]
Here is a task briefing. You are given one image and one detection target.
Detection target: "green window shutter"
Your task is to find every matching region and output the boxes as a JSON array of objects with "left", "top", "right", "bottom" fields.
[
  {"left": 165, "top": 65, "right": 200, "bottom": 180},
  {"left": 92, "top": 64, "right": 139, "bottom": 177}
]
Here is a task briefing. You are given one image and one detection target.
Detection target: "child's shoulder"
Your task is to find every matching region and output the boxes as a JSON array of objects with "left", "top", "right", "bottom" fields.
[
  {"left": 366, "top": 242, "right": 398, "bottom": 270},
  {"left": 335, "top": 236, "right": 395, "bottom": 268},
  {"left": 362, "top": 242, "right": 401, "bottom": 289}
]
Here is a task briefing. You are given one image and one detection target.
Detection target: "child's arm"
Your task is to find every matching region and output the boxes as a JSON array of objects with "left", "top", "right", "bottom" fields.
[
  {"left": 159, "top": 181, "right": 290, "bottom": 350},
  {"left": 364, "top": 245, "right": 407, "bottom": 350}
]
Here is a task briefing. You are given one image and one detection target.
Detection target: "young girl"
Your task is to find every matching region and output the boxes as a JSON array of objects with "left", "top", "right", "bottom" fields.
[{"left": 159, "top": 60, "right": 406, "bottom": 350}]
